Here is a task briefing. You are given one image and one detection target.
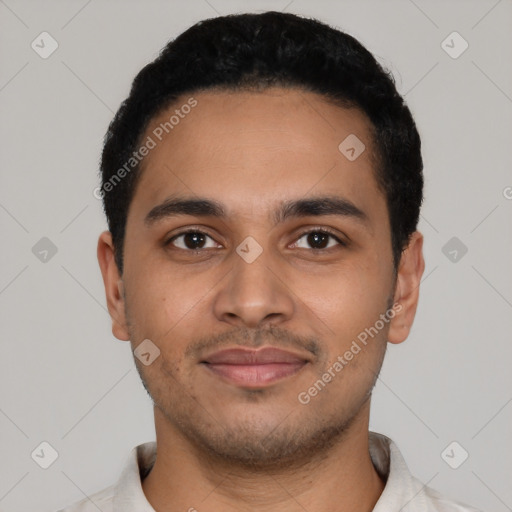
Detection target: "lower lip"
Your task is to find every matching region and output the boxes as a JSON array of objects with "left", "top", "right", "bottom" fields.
[{"left": 203, "top": 362, "right": 306, "bottom": 387}]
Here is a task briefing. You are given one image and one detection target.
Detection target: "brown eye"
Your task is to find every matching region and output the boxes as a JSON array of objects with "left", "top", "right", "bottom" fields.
[
  {"left": 167, "top": 231, "right": 219, "bottom": 250},
  {"left": 292, "top": 230, "right": 345, "bottom": 250}
]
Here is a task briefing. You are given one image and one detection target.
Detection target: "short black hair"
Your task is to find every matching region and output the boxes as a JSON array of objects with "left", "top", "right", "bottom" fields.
[{"left": 99, "top": 11, "right": 423, "bottom": 276}]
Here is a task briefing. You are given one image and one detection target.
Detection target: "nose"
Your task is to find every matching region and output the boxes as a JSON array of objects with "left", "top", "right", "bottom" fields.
[{"left": 212, "top": 243, "right": 295, "bottom": 329}]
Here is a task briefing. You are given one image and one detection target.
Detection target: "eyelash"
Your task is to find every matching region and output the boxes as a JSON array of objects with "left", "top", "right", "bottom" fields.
[{"left": 165, "top": 227, "right": 347, "bottom": 252}]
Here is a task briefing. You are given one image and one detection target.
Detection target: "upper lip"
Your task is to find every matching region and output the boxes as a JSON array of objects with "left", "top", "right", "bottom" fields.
[{"left": 202, "top": 347, "right": 310, "bottom": 365}]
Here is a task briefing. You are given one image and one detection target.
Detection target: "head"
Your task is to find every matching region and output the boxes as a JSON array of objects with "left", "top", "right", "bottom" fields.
[{"left": 97, "top": 11, "right": 424, "bottom": 470}]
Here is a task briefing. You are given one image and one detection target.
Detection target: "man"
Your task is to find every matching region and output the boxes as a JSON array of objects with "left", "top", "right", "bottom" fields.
[{"left": 61, "top": 10, "right": 480, "bottom": 512}]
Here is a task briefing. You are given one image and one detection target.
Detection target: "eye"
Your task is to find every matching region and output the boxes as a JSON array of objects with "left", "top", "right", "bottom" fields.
[
  {"left": 291, "top": 229, "right": 345, "bottom": 250},
  {"left": 166, "top": 230, "right": 220, "bottom": 250},
  {"left": 165, "top": 228, "right": 346, "bottom": 252}
]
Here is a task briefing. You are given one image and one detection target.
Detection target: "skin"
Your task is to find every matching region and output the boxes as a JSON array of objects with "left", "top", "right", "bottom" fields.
[{"left": 97, "top": 87, "right": 425, "bottom": 512}]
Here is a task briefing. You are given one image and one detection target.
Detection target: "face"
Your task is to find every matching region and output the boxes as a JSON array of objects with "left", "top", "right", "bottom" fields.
[{"left": 98, "top": 87, "right": 424, "bottom": 470}]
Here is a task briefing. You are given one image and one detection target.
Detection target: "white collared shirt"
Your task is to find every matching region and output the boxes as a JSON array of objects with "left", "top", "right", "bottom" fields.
[{"left": 57, "top": 432, "right": 481, "bottom": 512}]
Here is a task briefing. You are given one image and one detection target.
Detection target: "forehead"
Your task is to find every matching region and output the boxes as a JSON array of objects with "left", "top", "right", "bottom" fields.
[{"left": 128, "top": 87, "right": 385, "bottom": 226}]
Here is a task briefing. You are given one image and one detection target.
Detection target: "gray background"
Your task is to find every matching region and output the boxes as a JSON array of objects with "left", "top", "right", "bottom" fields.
[{"left": 1, "top": 0, "right": 511, "bottom": 511}]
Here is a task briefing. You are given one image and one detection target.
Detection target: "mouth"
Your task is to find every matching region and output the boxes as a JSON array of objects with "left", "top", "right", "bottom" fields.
[{"left": 201, "top": 347, "right": 310, "bottom": 388}]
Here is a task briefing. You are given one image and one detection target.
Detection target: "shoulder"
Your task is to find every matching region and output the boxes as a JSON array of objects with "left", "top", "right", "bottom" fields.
[
  {"left": 417, "top": 481, "right": 483, "bottom": 512},
  {"left": 55, "top": 484, "right": 115, "bottom": 512},
  {"left": 369, "top": 432, "right": 483, "bottom": 512}
]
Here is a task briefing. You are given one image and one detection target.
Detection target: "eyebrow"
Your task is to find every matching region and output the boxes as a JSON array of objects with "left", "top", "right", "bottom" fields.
[{"left": 144, "top": 195, "right": 370, "bottom": 228}]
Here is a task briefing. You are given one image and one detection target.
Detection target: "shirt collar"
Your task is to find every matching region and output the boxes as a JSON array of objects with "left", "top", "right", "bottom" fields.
[
  {"left": 113, "top": 440, "right": 156, "bottom": 511},
  {"left": 369, "top": 432, "right": 431, "bottom": 511},
  {"left": 111, "top": 432, "right": 434, "bottom": 512}
]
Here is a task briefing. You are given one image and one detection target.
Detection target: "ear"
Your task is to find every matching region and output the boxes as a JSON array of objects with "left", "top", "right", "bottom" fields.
[
  {"left": 387, "top": 231, "right": 425, "bottom": 344},
  {"left": 97, "top": 231, "right": 130, "bottom": 341}
]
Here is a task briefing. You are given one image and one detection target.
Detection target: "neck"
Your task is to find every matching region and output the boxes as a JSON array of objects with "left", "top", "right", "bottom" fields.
[{"left": 142, "top": 403, "right": 385, "bottom": 512}]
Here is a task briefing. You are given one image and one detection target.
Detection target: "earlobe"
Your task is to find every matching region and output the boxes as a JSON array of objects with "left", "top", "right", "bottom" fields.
[
  {"left": 387, "top": 231, "right": 425, "bottom": 345},
  {"left": 97, "top": 231, "right": 131, "bottom": 342}
]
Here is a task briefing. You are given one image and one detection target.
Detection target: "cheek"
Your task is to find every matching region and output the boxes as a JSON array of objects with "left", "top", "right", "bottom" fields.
[
  {"left": 300, "top": 260, "right": 389, "bottom": 336},
  {"left": 125, "top": 264, "right": 218, "bottom": 358},
  {"left": 123, "top": 269, "right": 184, "bottom": 341}
]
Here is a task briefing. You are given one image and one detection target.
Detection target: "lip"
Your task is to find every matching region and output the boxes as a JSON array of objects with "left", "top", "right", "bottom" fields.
[{"left": 201, "top": 347, "right": 309, "bottom": 388}]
